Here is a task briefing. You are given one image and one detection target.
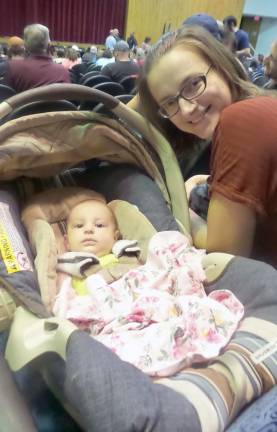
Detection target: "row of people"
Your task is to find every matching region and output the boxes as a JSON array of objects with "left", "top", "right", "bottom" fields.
[
  {"left": 105, "top": 28, "right": 152, "bottom": 54},
  {"left": 0, "top": 25, "right": 140, "bottom": 94}
]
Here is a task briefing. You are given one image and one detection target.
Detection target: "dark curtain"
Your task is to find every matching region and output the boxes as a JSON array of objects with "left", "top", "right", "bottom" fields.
[{"left": 0, "top": 0, "right": 127, "bottom": 44}]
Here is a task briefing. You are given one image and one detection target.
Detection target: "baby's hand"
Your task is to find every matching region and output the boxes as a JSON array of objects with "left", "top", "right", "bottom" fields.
[
  {"left": 113, "top": 239, "right": 140, "bottom": 257},
  {"left": 57, "top": 252, "right": 100, "bottom": 277}
]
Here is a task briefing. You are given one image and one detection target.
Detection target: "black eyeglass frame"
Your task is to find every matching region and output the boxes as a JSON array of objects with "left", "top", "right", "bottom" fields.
[{"left": 158, "top": 64, "right": 213, "bottom": 119}]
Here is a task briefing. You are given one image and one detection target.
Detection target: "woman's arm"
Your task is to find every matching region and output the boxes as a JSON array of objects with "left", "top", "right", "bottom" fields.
[{"left": 191, "top": 192, "right": 256, "bottom": 256}]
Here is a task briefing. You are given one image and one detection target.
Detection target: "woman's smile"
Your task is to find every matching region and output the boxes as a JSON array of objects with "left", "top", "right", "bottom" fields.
[{"left": 188, "top": 104, "right": 212, "bottom": 124}]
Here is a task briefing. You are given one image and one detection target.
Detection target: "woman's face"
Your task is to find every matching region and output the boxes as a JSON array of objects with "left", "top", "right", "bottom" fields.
[{"left": 147, "top": 46, "right": 232, "bottom": 139}]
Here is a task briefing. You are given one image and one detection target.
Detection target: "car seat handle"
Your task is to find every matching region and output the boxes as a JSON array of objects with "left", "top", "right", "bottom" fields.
[{"left": 0, "top": 83, "right": 119, "bottom": 118}]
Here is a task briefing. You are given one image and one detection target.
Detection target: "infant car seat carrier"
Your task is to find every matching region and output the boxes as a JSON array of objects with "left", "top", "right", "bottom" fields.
[
  {"left": 0, "top": 84, "right": 190, "bottom": 430},
  {"left": 0, "top": 85, "right": 276, "bottom": 432}
]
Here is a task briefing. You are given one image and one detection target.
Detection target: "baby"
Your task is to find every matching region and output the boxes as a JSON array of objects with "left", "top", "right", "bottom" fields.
[
  {"left": 53, "top": 199, "right": 244, "bottom": 378},
  {"left": 66, "top": 199, "right": 120, "bottom": 258}
]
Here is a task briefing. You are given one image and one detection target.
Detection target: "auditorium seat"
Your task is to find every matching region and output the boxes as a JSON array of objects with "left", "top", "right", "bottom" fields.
[
  {"left": 0, "top": 84, "right": 16, "bottom": 102},
  {"left": 87, "top": 64, "right": 102, "bottom": 72},
  {"left": 119, "top": 75, "right": 138, "bottom": 94},
  {"left": 4, "top": 100, "right": 77, "bottom": 122},
  {"left": 82, "top": 74, "right": 111, "bottom": 87}
]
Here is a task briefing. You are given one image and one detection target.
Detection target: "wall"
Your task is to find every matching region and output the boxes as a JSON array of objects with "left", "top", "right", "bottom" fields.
[
  {"left": 243, "top": 1, "right": 277, "bottom": 55},
  {"left": 254, "top": 17, "right": 277, "bottom": 55},
  {"left": 125, "top": 0, "right": 245, "bottom": 45},
  {"left": 243, "top": 0, "right": 277, "bottom": 18}
]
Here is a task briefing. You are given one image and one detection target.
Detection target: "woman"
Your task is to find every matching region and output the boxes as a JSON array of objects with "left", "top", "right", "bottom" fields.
[
  {"left": 141, "top": 36, "right": 152, "bottom": 54},
  {"left": 138, "top": 25, "right": 277, "bottom": 267},
  {"left": 61, "top": 47, "right": 80, "bottom": 70}
]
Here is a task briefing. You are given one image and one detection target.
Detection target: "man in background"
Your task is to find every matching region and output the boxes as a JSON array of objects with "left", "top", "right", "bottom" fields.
[
  {"left": 105, "top": 29, "right": 119, "bottom": 52},
  {"left": 4, "top": 23, "right": 70, "bottom": 92},
  {"left": 223, "top": 15, "right": 250, "bottom": 58},
  {"left": 101, "top": 40, "right": 139, "bottom": 82}
]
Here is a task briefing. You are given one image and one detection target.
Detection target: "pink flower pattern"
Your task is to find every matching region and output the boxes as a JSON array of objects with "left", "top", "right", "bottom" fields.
[{"left": 53, "top": 231, "right": 244, "bottom": 377}]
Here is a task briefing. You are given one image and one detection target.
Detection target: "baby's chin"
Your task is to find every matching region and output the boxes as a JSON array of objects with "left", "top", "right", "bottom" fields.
[
  {"left": 71, "top": 245, "right": 99, "bottom": 255},
  {"left": 77, "top": 246, "right": 109, "bottom": 257}
]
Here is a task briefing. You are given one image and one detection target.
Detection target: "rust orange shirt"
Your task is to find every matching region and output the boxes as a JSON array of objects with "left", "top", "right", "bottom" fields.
[{"left": 210, "top": 96, "right": 277, "bottom": 267}]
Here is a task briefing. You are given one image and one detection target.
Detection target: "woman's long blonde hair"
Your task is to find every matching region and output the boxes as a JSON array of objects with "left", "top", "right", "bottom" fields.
[{"left": 138, "top": 25, "right": 264, "bottom": 159}]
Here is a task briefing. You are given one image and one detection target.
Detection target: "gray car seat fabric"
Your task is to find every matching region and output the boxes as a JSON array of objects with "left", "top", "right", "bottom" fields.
[
  {"left": 205, "top": 256, "right": 277, "bottom": 323},
  {"left": 0, "top": 353, "right": 37, "bottom": 432},
  {"left": 60, "top": 257, "right": 277, "bottom": 432},
  {"left": 65, "top": 331, "right": 201, "bottom": 432},
  {"left": 13, "top": 358, "right": 82, "bottom": 432},
  {"left": 0, "top": 183, "right": 48, "bottom": 319},
  {"left": 74, "top": 164, "right": 181, "bottom": 232}
]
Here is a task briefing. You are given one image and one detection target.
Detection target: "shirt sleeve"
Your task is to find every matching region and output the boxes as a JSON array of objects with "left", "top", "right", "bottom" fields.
[
  {"left": 237, "top": 31, "right": 250, "bottom": 50},
  {"left": 210, "top": 99, "right": 273, "bottom": 217}
]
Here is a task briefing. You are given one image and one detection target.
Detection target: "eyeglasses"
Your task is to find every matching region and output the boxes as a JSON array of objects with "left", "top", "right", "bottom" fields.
[{"left": 158, "top": 64, "right": 212, "bottom": 119}]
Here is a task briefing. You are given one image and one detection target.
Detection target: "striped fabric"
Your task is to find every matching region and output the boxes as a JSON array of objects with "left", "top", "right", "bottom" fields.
[{"left": 157, "top": 317, "right": 277, "bottom": 432}]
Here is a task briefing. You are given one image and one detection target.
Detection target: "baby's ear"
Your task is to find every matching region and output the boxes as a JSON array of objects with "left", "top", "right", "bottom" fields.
[{"left": 114, "top": 230, "right": 121, "bottom": 241}]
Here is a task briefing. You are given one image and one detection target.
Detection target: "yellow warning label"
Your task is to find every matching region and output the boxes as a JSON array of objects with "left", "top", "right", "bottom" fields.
[{"left": 0, "top": 223, "right": 20, "bottom": 273}]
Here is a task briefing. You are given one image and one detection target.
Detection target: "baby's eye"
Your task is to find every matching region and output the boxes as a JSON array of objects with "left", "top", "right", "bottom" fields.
[
  {"left": 74, "top": 223, "right": 83, "bottom": 228},
  {"left": 95, "top": 223, "right": 105, "bottom": 228}
]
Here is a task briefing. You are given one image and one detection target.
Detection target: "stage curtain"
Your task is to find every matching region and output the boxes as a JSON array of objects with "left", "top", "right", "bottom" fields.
[{"left": 0, "top": 0, "right": 127, "bottom": 44}]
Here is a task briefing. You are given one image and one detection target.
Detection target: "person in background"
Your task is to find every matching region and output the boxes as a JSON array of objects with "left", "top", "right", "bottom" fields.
[
  {"left": 61, "top": 47, "right": 81, "bottom": 70},
  {"left": 223, "top": 15, "right": 250, "bottom": 59},
  {"left": 6, "top": 36, "right": 25, "bottom": 60},
  {"left": 0, "top": 43, "right": 8, "bottom": 61},
  {"left": 105, "top": 29, "right": 117, "bottom": 52},
  {"left": 183, "top": 13, "right": 221, "bottom": 41},
  {"left": 71, "top": 44, "right": 80, "bottom": 53},
  {"left": 101, "top": 40, "right": 139, "bottom": 82},
  {"left": 258, "top": 53, "right": 264, "bottom": 66},
  {"left": 113, "top": 28, "right": 121, "bottom": 42},
  {"left": 4, "top": 23, "right": 70, "bottom": 92},
  {"left": 134, "top": 47, "right": 145, "bottom": 68},
  {"left": 82, "top": 45, "right": 98, "bottom": 64},
  {"left": 220, "top": 28, "right": 237, "bottom": 53},
  {"left": 127, "top": 32, "right": 138, "bottom": 51},
  {"left": 0, "top": 36, "right": 25, "bottom": 78},
  {"left": 141, "top": 36, "right": 152, "bottom": 54},
  {"left": 96, "top": 49, "right": 115, "bottom": 69},
  {"left": 248, "top": 58, "right": 267, "bottom": 87},
  {"left": 263, "top": 40, "right": 277, "bottom": 90},
  {"left": 53, "top": 46, "right": 65, "bottom": 64}
]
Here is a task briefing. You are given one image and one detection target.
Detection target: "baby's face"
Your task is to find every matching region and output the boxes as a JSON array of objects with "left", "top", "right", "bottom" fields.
[{"left": 66, "top": 200, "right": 118, "bottom": 256}]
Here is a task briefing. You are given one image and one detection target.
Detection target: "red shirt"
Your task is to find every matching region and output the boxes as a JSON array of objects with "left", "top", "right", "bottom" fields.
[
  {"left": 4, "top": 55, "right": 70, "bottom": 92},
  {"left": 210, "top": 97, "right": 277, "bottom": 267}
]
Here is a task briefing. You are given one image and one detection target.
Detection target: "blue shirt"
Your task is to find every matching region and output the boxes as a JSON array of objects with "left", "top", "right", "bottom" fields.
[
  {"left": 235, "top": 29, "right": 250, "bottom": 50},
  {"left": 105, "top": 35, "right": 116, "bottom": 51}
]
